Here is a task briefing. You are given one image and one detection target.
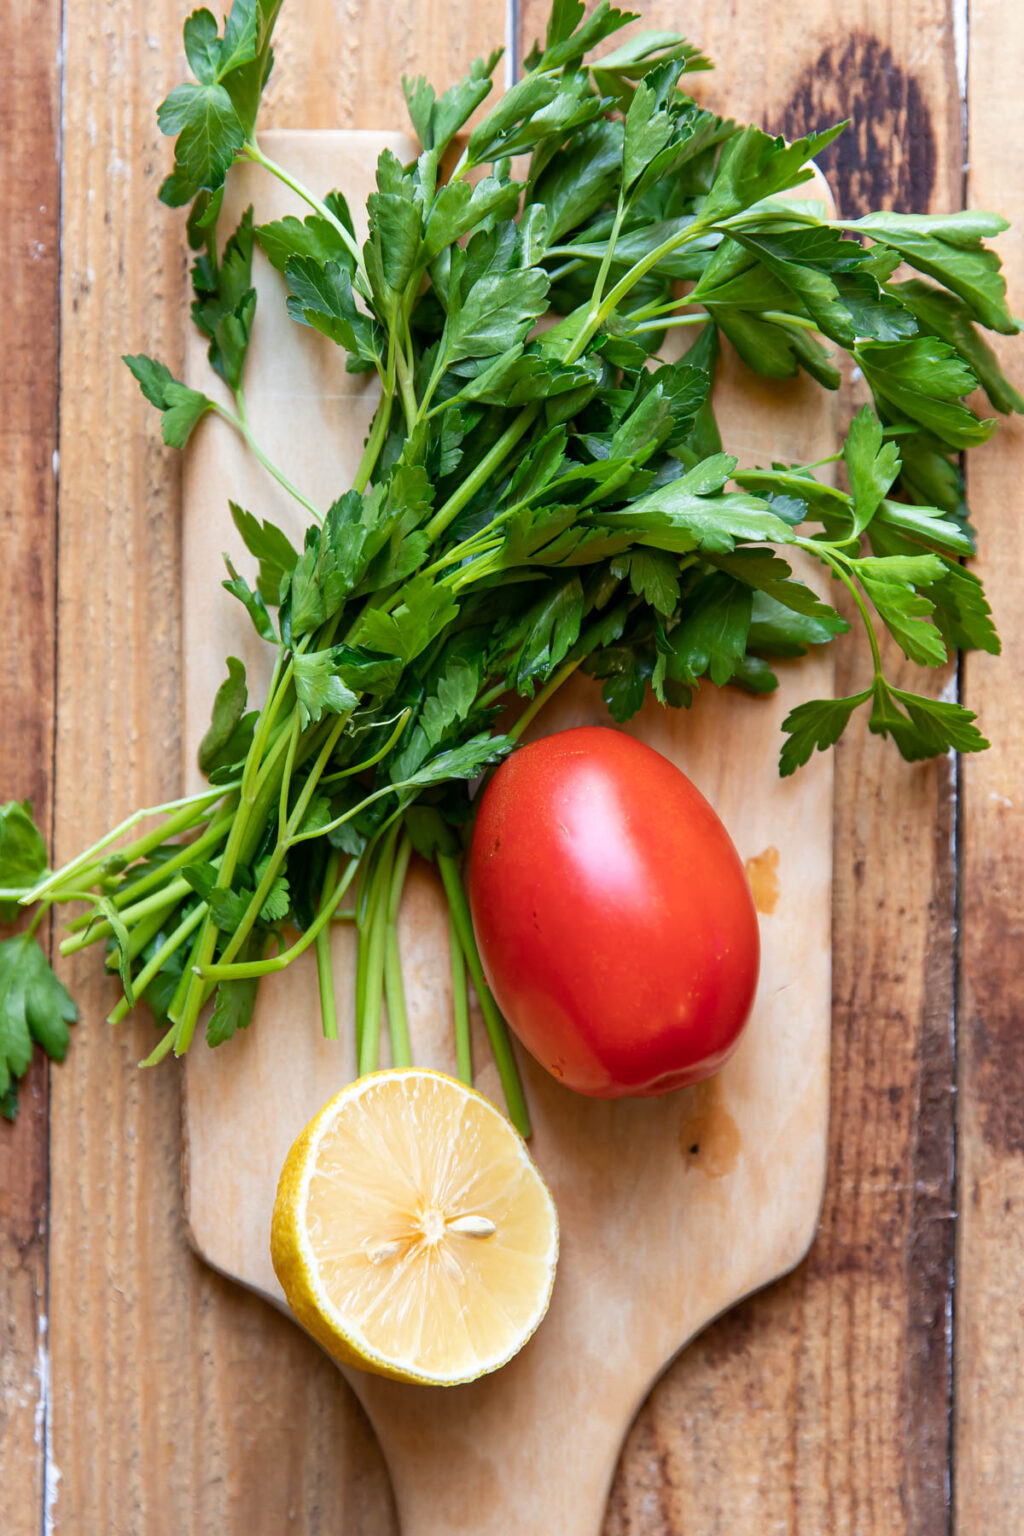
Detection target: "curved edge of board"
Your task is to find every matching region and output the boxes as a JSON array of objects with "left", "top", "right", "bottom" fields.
[{"left": 179, "top": 130, "right": 837, "bottom": 1536}]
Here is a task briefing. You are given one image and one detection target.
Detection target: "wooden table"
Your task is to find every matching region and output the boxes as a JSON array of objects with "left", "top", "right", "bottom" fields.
[{"left": 2, "top": 1, "right": 1022, "bottom": 1530}]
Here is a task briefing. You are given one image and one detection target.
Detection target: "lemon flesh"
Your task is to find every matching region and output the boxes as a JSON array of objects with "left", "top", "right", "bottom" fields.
[{"left": 271, "top": 1069, "right": 558, "bottom": 1386}]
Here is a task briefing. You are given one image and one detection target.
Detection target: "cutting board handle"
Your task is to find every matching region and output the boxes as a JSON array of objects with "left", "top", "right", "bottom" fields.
[
  {"left": 362, "top": 1380, "right": 629, "bottom": 1536},
  {"left": 184, "top": 134, "right": 834, "bottom": 1536}
]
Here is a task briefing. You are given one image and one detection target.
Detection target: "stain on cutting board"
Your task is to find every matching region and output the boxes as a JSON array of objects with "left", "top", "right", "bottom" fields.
[
  {"left": 679, "top": 1077, "right": 742, "bottom": 1178},
  {"left": 745, "top": 845, "right": 780, "bottom": 915}
]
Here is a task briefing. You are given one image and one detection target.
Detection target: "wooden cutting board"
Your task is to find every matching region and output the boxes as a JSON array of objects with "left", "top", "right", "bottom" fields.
[{"left": 182, "top": 131, "right": 835, "bottom": 1536}]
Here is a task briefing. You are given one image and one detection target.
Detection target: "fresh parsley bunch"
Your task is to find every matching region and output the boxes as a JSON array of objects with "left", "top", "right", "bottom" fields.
[{"left": 3, "top": 0, "right": 1016, "bottom": 1127}]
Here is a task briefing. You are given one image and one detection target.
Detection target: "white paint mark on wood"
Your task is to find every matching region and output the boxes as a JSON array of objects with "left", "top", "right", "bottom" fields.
[{"left": 953, "top": 0, "right": 969, "bottom": 102}]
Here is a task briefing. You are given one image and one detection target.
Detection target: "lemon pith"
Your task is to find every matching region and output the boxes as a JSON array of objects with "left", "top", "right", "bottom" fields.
[{"left": 271, "top": 1069, "right": 558, "bottom": 1386}]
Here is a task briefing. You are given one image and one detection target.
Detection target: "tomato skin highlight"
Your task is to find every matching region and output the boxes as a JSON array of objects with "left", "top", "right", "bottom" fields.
[{"left": 468, "top": 726, "right": 760, "bottom": 1098}]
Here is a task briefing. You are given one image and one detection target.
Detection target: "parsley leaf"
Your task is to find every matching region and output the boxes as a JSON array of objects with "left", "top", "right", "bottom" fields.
[
  {"left": 229, "top": 502, "right": 299, "bottom": 605},
  {"left": 843, "top": 404, "right": 901, "bottom": 535},
  {"left": 355, "top": 575, "right": 459, "bottom": 664},
  {"left": 285, "top": 256, "right": 382, "bottom": 364},
  {"left": 779, "top": 690, "right": 871, "bottom": 776},
  {"left": 256, "top": 198, "right": 356, "bottom": 275},
  {"left": 697, "top": 123, "right": 846, "bottom": 226},
  {"left": 157, "top": 81, "right": 246, "bottom": 207},
  {"left": 848, "top": 211, "right": 1018, "bottom": 334},
  {"left": 659, "top": 572, "right": 752, "bottom": 686},
  {"left": 198, "top": 656, "right": 257, "bottom": 774},
  {"left": 857, "top": 337, "right": 996, "bottom": 450},
  {"left": 292, "top": 650, "right": 359, "bottom": 728},
  {"left": 444, "top": 270, "right": 551, "bottom": 364},
  {"left": 869, "top": 679, "right": 989, "bottom": 760},
  {"left": 207, "top": 967, "right": 259, "bottom": 1046},
  {"left": 0, "top": 932, "right": 77, "bottom": 1113},
  {"left": 123, "top": 355, "right": 212, "bottom": 447},
  {"left": 890, "top": 278, "right": 1024, "bottom": 415},
  {"left": 190, "top": 207, "right": 257, "bottom": 389},
  {"left": 598, "top": 477, "right": 794, "bottom": 553},
  {"left": 222, "top": 556, "right": 276, "bottom": 641},
  {"left": 0, "top": 802, "right": 50, "bottom": 921},
  {"left": 853, "top": 555, "right": 949, "bottom": 668},
  {"left": 403, "top": 51, "right": 501, "bottom": 157}
]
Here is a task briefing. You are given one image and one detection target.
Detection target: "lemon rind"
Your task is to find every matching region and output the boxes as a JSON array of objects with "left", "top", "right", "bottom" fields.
[{"left": 271, "top": 1068, "right": 559, "bottom": 1387}]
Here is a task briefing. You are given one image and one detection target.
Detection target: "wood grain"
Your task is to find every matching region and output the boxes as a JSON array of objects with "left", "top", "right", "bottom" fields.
[
  {"left": 11, "top": 0, "right": 1019, "bottom": 1530},
  {"left": 958, "top": 1, "right": 1024, "bottom": 1527},
  {"left": 45, "top": 2, "right": 498, "bottom": 1533},
  {"left": 536, "top": 1, "right": 962, "bottom": 1530},
  {"left": 0, "top": 0, "right": 61, "bottom": 1530}
]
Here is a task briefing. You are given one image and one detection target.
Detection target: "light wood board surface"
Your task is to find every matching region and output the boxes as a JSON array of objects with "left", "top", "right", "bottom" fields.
[
  {"left": 181, "top": 133, "right": 834, "bottom": 1536},
  {"left": 3, "top": 2, "right": 1023, "bottom": 1533}
]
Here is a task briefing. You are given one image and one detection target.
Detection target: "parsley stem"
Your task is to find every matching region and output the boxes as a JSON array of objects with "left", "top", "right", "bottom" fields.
[
  {"left": 60, "top": 804, "right": 234, "bottom": 932},
  {"left": 475, "top": 681, "right": 508, "bottom": 711},
  {"left": 797, "top": 539, "right": 885, "bottom": 678},
  {"left": 242, "top": 142, "right": 365, "bottom": 278},
  {"left": 802, "top": 450, "right": 844, "bottom": 471},
  {"left": 616, "top": 294, "right": 687, "bottom": 323},
  {"left": 358, "top": 828, "right": 395, "bottom": 1075},
  {"left": 544, "top": 259, "right": 585, "bottom": 284},
  {"left": 625, "top": 313, "right": 710, "bottom": 335},
  {"left": 354, "top": 857, "right": 372, "bottom": 1060},
  {"left": 107, "top": 902, "right": 180, "bottom": 966},
  {"left": 318, "top": 709, "right": 412, "bottom": 786},
  {"left": 25, "top": 787, "right": 229, "bottom": 905},
  {"left": 570, "top": 220, "right": 712, "bottom": 360},
  {"left": 166, "top": 920, "right": 207, "bottom": 1026},
  {"left": 107, "top": 904, "right": 206, "bottom": 1026},
  {"left": 416, "top": 344, "right": 448, "bottom": 422},
  {"left": 761, "top": 310, "right": 820, "bottom": 332},
  {"left": 437, "top": 854, "right": 530, "bottom": 1138},
  {"left": 172, "top": 796, "right": 257, "bottom": 1049},
  {"left": 448, "top": 908, "right": 472, "bottom": 1086},
  {"left": 238, "top": 718, "right": 302, "bottom": 865},
  {"left": 393, "top": 328, "right": 419, "bottom": 433},
  {"left": 590, "top": 196, "right": 627, "bottom": 317},
  {"left": 353, "top": 391, "right": 391, "bottom": 494},
  {"left": 283, "top": 711, "right": 350, "bottom": 842},
  {"left": 215, "top": 398, "right": 323, "bottom": 525},
  {"left": 384, "top": 833, "right": 413, "bottom": 1069},
  {"left": 204, "top": 712, "right": 351, "bottom": 991},
  {"left": 112, "top": 807, "right": 232, "bottom": 906},
  {"left": 420, "top": 532, "right": 505, "bottom": 583},
  {"left": 242, "top": 652, "right": 287, "bottom": 803},
  {"left": 315, "top": 849, "right": 341, "bottom": 1041},
  {"left": 198, "top": 855, "right": 360, "bottom": 983},
  {"left": 509, "top": 656, "right": 582, "bottom": 742},
  {"left": 139, "top": 1024, "right": 179, "bottom": 1070},
  {"left": 59, "top": 877, "right": 191, "bottom": 956},
  {"left": 425, "top": 405, "right": 540, "bottom": 543},
  {"left": 277, "top": 712, "right": 302, "bottom": 835},
  {"left": 284, "top": 762, "right": 462, "bottom": 851}
]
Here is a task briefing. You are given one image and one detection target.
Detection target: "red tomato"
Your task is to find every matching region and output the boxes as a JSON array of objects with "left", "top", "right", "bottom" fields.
[{"left": 468, "top": 726, "right": 760, "bottom": 1098}]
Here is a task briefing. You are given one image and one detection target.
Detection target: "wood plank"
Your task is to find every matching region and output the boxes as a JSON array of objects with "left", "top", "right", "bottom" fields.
[
  {"left": 530, "top": 1, "right": 962, "bottom": 1529},
  {"left": 958, "top": 2, "right": 1024, "bottom": 1527},
  {"left": 0, "top": 0, "right": 62, "bottom": 1530},
  {"left": 47, "top": 1, "right": 501, "bottom": 1531}
]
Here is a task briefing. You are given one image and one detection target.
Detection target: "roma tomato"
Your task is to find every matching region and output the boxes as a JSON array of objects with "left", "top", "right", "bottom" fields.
[{"left": 468, "top": 726, "right": 760, "bottom": 1098}]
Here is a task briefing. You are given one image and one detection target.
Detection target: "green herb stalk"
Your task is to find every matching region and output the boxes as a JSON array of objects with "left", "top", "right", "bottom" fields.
[{"left": 1, "top": 0, "right": 1015, "bottom": 1125}]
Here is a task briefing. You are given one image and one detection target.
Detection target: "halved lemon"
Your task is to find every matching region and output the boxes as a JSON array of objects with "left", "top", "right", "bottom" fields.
[{"left": 270, "top": 1068, "right": 559, "bottom": 1385}]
